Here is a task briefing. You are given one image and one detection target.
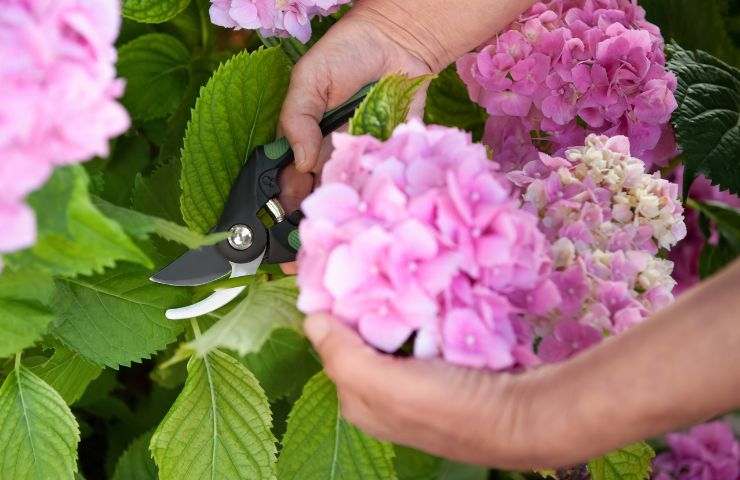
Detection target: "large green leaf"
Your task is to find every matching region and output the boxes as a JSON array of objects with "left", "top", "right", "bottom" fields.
[
  {"left": 150, "top": 350, "right": 277, "bottom": 480},
  {"left": 29, "top": 342, "right": 102, "bottom": 405},
  {"left": 118, "top": 33, "right": 190, "bottom": 121},
  {"left": 0, "top": 363, "right": 80, "bottom": 479},
  {"left": 189, "top": 277, "right": 303, "bottom": 357},
  {"left": 180, "top": 47, "right": 292, "bottom": 233},
  {"left": 277, "top": 372, "right": 397, "bottom": 480},
  {"left": 6, "top": 166, "right": 151, "bottom": 276},
  {"left": 424, "top": 66, "right": 487, "bottom": 141},
  {"left": 133, "top": 161, "right": 184, "bottom": 223},
  {"left": 587, "top": 442, "right": 655, "bottom": 480},
  {"left": 349, "top": 74, "right": 432, "bottom": 140},
  {"left": 0, "top": 270, "right": 55, "bottom": 358},
  {"left": 667, "top": 45, "right": 740, "bottom": 195},
  {"left": 393, "top": 446, "right": 488, "bottom": 480},
  {"left": 97, "top": 135, "right": 152, "bottom": 207},
  {"left": 51, "top": 264, "right": 188, "bottom": 368},
  {"left": 123, "top": 0, "right": 191, "bottom": 23},
  {"left": 112, "top": 431, "right": 158, "bottom": 480}
]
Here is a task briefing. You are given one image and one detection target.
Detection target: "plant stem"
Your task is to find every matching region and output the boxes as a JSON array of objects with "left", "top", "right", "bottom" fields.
[
  {"left": 14, "top": 352, "right": 21, "bottom": 371},
  {"left": 190, "top": 318, "right": 202, "bottom": 338}
]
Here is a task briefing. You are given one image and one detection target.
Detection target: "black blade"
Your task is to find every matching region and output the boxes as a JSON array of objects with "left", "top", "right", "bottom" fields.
[{"left": 150, "top": 245, "right": 231, "bottom": 287}]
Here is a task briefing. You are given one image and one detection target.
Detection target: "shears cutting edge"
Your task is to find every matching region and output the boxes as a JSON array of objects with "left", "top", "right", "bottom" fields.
[{"left": 150, "top": 84, "right": 373, "bottom": 319}]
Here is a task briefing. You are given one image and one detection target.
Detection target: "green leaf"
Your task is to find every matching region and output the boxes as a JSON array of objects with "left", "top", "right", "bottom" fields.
[
  {"left": 689, "top": 199, "right": 740, "bottom": 277},
  {"left": 667, "top": 45, "right": 740, "bottom": 195},
  {"left": 437, "top": 462, "right": 489, "bottom": 480},
  {"left": 133, "top": 161, "right": 184, "bottom": 223},
  {"left": 51, "top": 264, "right": 188, "bottom": 368},
  {"left": 587, "top": 442, "right": 655, "bottom": 480},
  {"left": 118, "top": 33, "right": 190, "bottom": 121},
  {"left": 277, "top": 372, "right": 397, "bottom": 480},
  {"left": 0, "top": 362, "right": 80, "bottom": 479},
  {"left": 349, "top": 74, "right": 433, "bottom": 140},
  {"left": 6, "top": 166, "right": 151, "bottom": 276},
  {"left": 189, "top": 277, "right": 303, "bottom": 357},
  {"left": 112, "top": 431, "right": 158, "bottom": 480},
  {"left": 0, "top": 270, "right": 55, "bottom": 358},
  {"left": 98, "top": 135, "right": 152, "bottom": 207},
  {"left": 180, "top": 47, "right": 292, "bottom": 233},
  {"left": 394, "top": 446, "right": 442, "bottom": 480},
  {"left": 424, "top": 66, "right": 487, "bottom": 141},
  {"left": 150, "top": 350, "right": 277, "bottom": 480},
  {"left": 29, "top": 342, "right": 102, "bottom": 405},
  {"left": 123, "top": 0, "right": 191, "bottom": 23},
  {"left": 241, "top": 327, "right": 321, "bottom": 401}
]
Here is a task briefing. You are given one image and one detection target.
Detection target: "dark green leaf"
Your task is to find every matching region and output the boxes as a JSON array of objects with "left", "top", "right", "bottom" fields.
[
  {"left": 424, "top": 66, "right": 487, "bottom": 141},
  {"left": 112, "top": 431, "right": 158, "bottom": 480},
  {"left": 98, "top": 135, "right": 152, "bottom": 207}
]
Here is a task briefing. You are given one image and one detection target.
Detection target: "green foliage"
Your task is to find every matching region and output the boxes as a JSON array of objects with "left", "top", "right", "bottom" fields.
[
  {"left": 112, "top": 431, "right": 158, "bottom": 480},
  {"left": 667, "top": 45, "right": 740, "bottom": 196},
  {"left": 393, "top": 446, "right": 488, "bottom": 480},
  {"left": 150, "top": 350, "right": 277, "bottom": 480},
  {"left": 118, "top": 33, "right": 191, "bottom": 121},
  {"left": 277, "top": 372, "right": 397, "bottom": 480},
  {"left": 51, "top": 264, "right": 188, "bottom": 368},
  {"left": 97, "top": 135, "right": 152, "bottom": 207},
  {"left": 587, "top": 442, "right": 655, "bottom": 480},
  {"left": 133, "top": 161, "right": 184, "bottom": 223},
  {"left": 123, "top": 0, "right": 192, "bottom": 24},
  {"left": 0, "top": 362, "right": 80, "bottom": 479},
  {"left": 0, "top": 270, "right": 55, "bottom": 359},
  {"left": 350, "top": 74, "right": 433, "bottom": 140},
  {"left": 689, "top": 199, "right": 740, "bottom": 277},
  {"left": 30, "top": 342, "right": 102, "bottom": 405},
  {"left": 180, "top": 47, "right": 292, "bottom": 232},
  {"left": 424, "top": 66, "right": 487, "bottom": 141}
]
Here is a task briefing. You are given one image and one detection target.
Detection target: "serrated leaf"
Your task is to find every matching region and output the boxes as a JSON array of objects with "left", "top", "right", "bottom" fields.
[
  {"left": 123, "top": 0, "right": 191, "bottom": 23},
  {"left": 668, "top": 45, "right": 740, "bottom": 195},
  {"left": 6, "top": 166, "right": 151, "bottom": 276},
  {"left": 0, "top": 270, "right": 55, "bottom": 358},
  {"left": 150, "top": 350, "right": 276, "bottom": 480},
  {"left": 587, "top": 442, "right": 655, "bottom": 480},
  {"left": 189, "top": 277, "right": 303, "bottom": 357},
  {"left": 112, "top": 431, "right": 158, "bottom": 480},
  {"left": 180, "top": 47, "right": 292, "bottom": 233},
  {"left": 241, "top": 328, "right": 321, "bottom": 401},
  {"left": 277, "top": 372, "right": 397, "bottom": 480},
  {"left": 349, "top": 74, "right": 432, "bottom": 140},
  {"left": 118, "top": 33, "right": 190, "bottom": 121},
  {"left": 0, "top": 363, "right": 80, "bottom": 479},
  {"left": 51, "top": 264, "right": 188, "bottom": 368},
  {"left": 425, "top": 66, "right": 487, "bottom": 141},
  {"left": 30, "top": 342, "right": 102, "bottom": 405},
  {"left": 98, "top": 135, "right": 152, "bottom": 207},
  {"left": 133, "top": 161, "right": 184, "bottom": 223}
]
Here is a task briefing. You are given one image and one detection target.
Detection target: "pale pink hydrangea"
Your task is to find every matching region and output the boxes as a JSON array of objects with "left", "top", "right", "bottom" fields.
[
  {"left": 510, "top": 134, "right": 685, "bottom": 359},
  {"left": 457, "top": 0, "right": 679, "bottom": 170},
  {"left": 210, "top": 0, "right": 350, "bottom": 43},
  {"left": 0, "top": 0, "right": 129, "bottom": 259},
  {"left": 298, "top": 120, "right": 551, "bottom": 370}
]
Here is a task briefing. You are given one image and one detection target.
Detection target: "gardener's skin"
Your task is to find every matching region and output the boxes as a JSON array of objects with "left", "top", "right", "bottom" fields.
[{"left": 276, "top": 0, "right": 740, "bottom": 470}]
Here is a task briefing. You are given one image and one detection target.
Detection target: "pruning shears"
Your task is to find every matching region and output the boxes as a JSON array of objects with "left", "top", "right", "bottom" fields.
[{"left": 150, "top": 84, "right": 373, "bottom": 320}]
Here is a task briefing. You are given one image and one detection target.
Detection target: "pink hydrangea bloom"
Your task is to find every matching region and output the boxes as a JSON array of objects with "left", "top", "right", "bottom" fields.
[
  {"left": 210, "top": 0, "right": 350, "bottom": 43},
  {"left": 457, "top": 0, "right": 678, "bottom": 169},
  {"left": 510, "top": 134, "right": 685, "bottom": 354},
  {"left": 653, "top": 421, "right": 740, "bottom": 480},
  {"left": 0, "top": 0, "right": 130, "bottom": 260},
  {"left": 298, "top": 120, "right": 551, "bottom": 370}
]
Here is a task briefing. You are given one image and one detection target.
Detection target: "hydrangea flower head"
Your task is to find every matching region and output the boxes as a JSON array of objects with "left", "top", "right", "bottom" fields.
[
  {"left": 298, "top": 120, "right": 551, "bottom": 370},
  {"left": 0, "top": 0, "right": 129, "bottom": 257}
]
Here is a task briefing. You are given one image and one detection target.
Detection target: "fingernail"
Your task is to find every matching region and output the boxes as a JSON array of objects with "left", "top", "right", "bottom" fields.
[{"left": 304, "top": 315, "right": 330, "bottom": 344}]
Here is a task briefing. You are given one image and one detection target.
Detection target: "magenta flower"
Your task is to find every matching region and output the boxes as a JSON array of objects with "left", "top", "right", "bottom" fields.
[{"left": 538, "top": 320, "right": 601, "bottom": 363}]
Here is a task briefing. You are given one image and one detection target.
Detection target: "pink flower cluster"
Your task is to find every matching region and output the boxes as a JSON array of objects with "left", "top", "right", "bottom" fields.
[
  {"left": 457, "top": 0, "right": 678, "bottom": 171},
  {"left": 210, "top": 0, "right": 350, "bottom": 43},
  {"left": 510, "top": 134, "right": 685, "bottom": 361},
  {"left": 297, "top": 120, "right": 551, "bottom": 370},
  {"left": 0, "top": 0, "right": 129, "bottom": 258},
  {"left": 653, "top": 421, "right": 740, "bottom": 480}
]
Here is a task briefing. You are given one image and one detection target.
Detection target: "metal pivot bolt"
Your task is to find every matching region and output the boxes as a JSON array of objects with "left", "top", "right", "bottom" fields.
[{"left": 228, "top": 224, "right": 253, "bottom": 251}]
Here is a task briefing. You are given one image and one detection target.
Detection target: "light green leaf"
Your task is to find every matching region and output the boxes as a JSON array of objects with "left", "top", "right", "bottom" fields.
[
  {"left": 424, "top": 66, "right": 487, "bottom": 141},
  {"left": 118, "top": 33, "right": 190, "bottom": 121},
  {"left": 180, "top": 47, "right": 292, "bottom": 233},
  {"left": 0, "top": 270, "right": 55, "bottom": 358},
  {"left": 6, "top": 166, "right": 151, "bottom": 276},
  {"left": 587, "top": 442, "right": 655, "bottom": 480},
  {"left": 150, "top": 350, "right": 277, "bottom": 480},
  {"left": 51, "top": 264, "right": 188, "bottom": 368},
  {"left": 277, "top": 372, "right": 397, "bottom": 480},
  {"left": 241, "top": 327, "right": 321, "bottom": 401},
  {"left": 133, "top": 161, "right": 184, "bottom": 224},
  {"left": 667, "top": 44, "right": 740, "bottom": 195},
  {"left": 0, "top": 362, "right": 80, "bottom": 479},
  {"left": 30, "top": 342, "right": 102, "bottom": 405},
  {"left": 112, "top": 431, "right": 158, "bottom": 480},
  {"left": 189, "top": 277, "right": 303, "bottom": 357},
  {"left": 349, "top": 74, "right": 432, "bottom": 140},
  {"left": 123, "top": 0, "right": 191, "bottom": 23}
]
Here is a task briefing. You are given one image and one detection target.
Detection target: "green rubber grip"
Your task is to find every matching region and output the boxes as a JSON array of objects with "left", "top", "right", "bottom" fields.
[{"left": 288, "top": 229, "right": 301, "bottom": 251}]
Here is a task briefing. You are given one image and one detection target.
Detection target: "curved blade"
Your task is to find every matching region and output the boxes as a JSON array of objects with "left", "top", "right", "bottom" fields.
[{"left": 150, "top": 245, "right": 230, "bottom": 287}]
